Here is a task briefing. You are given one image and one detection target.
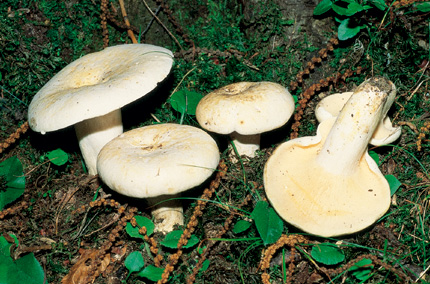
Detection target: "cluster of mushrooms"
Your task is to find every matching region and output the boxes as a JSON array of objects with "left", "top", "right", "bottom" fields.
[{"left": 28, "top": 44, "right": 401, "bottom": 237}]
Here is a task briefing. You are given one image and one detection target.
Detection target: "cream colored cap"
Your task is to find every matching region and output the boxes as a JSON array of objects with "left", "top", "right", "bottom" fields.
[
  {"left": 264, "top": 77, "right": 395, "bottom": 237},
  {"left": 196, "top": 82, "right": 295, "bottom": 135},
  {"left": 28, "top": 44, "right": 173, "bottom": 133},
  {"left": 264, "top": 118, "right": 391, "bottom": 237},
  {"left": 97, "top": 124, "right": 220, "bottom": 198}
]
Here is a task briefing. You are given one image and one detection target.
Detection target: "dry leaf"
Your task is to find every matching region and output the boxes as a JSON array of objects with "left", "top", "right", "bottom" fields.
[{"left": 61, "top": 249, "right": 110, "bottom": 284}]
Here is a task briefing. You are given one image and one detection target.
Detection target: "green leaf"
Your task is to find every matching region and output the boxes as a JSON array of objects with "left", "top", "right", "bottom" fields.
[
  {"left": 0, "top": 156, "right": 25, "bottom": 188},
  {"left": 368, "top": 151, "right": 380, "bottom": 165},
  {"left": 369, "top": 0, "right": 388, "bottom": 10},
  {"left": 415, "top": 2, "right": 430, "bottom": 12},
  {"left": 161, "top": 230, "right": 199, "bottom": 249},
  {"left": 197, "top": 246, "right": 206, "bottom": 254},
  {"left": 169, "top": 89, "right": 203, "bottom": 115},
  {"left": 0, "top": 156, "right": 25, "bottom": 211},
  {"left": 233, "top": 220, "right": 252, "bottom": 234},
  {"left": 349, "top": 258, "right": 374, "bottom": 280},
  {"left": 332, "top": 2, "right": 366, "bottom": 16},
  {"left": 251, "top": 201, "right": 283, "bottom": 245},
  {"left": 0, "top": 254, "right": 15, "bottom": 282},
  {"left": 0, "top": 253, "right": 44, "bottom": 284},
  {"left": 0, "top": 234, "right": 18, "bottom": 257},
  {"left": 311, "top": 243, "right": 345, "bottom": 265},
  {"left": 0, "top": 235, "right": 44, "bottom": 284},
  {"left": 337, "top": 18, "right": 363, "bottom": 40},
  {"left": 314, "top": 0, "right": 333, "bottom": 15},
  {"left": 47, "top": 149, "right": 69, "bottom": 166},
  {"left": 11, "top": 253, "right": 44, "bottom": 284},
  {"left": 385, "top": 174, "right": 401, "bottom": 196},
  {"left": 200, "top": 259, "right": 210, "bottom": 272},
  {"left": 126, "top": 216, "right": 155, "bottom": 239},
  {"left": 137, "top": 264, "right": 164, "bottom": 281},
  {"left": 125, "top": 251, "right": 145, "bottom": 273}
]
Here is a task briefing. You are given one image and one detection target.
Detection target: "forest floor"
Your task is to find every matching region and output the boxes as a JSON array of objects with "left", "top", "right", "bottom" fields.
[{"left": 1, "top": 0, "right": 430, "bottom": 283}]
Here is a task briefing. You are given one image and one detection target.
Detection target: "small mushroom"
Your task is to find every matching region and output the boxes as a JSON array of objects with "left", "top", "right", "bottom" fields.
[
  {"left": 196, "top": 82, "right": 295, "bottom": 159},
  {"left": 28, "top": 44, "right": 174, "bottom": 174},
  {"left": 97, "top": 123, "right": 220, "bottom": 233},
  {"left": 315, "top": 91, "right": 401, "bottom": 145},
  {"left": 264, "top": 77, "right": 397, "bottom": 237}
]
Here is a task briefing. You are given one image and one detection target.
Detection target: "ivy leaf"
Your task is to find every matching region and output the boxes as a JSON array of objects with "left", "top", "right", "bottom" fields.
[
  {"left": 0, "top": 234, "right": 19, "bottom": 258},
  {"left": 415, "top": 2, "right": 430, "bottom": 12},
  {"left": 0, "top": 253, "right": 44, "bottom": 284},
  {"left": 385, "top": 174, "right": 401, "bottom": 196},
  {"left": 47, "top": 149, "right": 69, "bottom": 166},
  {"left": 251, "top": 201, "right": 283, "bottom": 245},
  {"left": 314, "top": 0, "right": 333, "bottom": 15},
  {"left": 232, "top": 220, "right": 252, "bottom": 234},
  {"left": 337, "top": 18, "right": 363, "bottom": 40},
  {"left": 125, "top": 216, "right": 155, "bottom": 239},
  {"left": 124, "top": 251, "right": 144, "bottom": 273},
  {"left": 161, "top": 230, "right": 199, "bottom": 249},
  {"left": 0, "top": 156, "right": 25, "bottom": 211},
  {"left": 349, "top": 258, "right": 374, "bottom": 281},
  {"left": 369, "top": 151, "right": 380, "bottom": 165},
  {"left": 169, "top": 89, "right": 203, "bottom": 115},
  {"left": 332, "top": 1, "right": 369, "bottom": 16},
  {"left": 137, "top": 265, "right": 164, "bottom": 281},
  {"left": 311, "top": 243, "right": 345, "bottom": 265},
  {"left": 200, "top": 259, "right": 210, "bottom": 272},
  {"left": 369, "top": 0, "right": 388, "bottom": 10}
]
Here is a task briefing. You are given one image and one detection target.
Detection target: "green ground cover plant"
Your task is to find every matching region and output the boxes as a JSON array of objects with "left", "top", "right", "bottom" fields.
[{"left": 0, "top": 0, "right": 429, "bottom": 283}]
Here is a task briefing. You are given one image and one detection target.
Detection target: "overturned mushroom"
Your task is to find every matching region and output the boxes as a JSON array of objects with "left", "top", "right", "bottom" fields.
[
  {"left": 97, "top": 123, "right": 220, "bottom": 233},
  {"left": 264, "top": 77, "right": 397, "bottom": 237},
  {"left": 28, "top": 44, "right": 173, "bottom": 174},
  {"left": 315, "top": 91, "right": 401, "bottom": 145},
  {"left": 196, "top": 82, "right": 295, "bottom": 159}
]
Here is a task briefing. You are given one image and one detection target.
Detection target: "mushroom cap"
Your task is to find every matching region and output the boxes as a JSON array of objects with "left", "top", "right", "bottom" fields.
[
  {"left": 28, "top": 44, "right": 174, "bottom": 133},
  {"left": 97, "top": 124, "right": 220, "bottom": 198},
  {"left": 315, "top": 92, "right": 401, "bottom": 145},
  {"left": 196, "top": 82, "right": 295, "bottom": 135},
  {"left": 264, "top": 117, "right": 391, "bottom": 237}
]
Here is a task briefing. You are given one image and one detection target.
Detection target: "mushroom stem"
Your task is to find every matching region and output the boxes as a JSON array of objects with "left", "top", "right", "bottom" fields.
[
  {"left": 316, "top": 78, "right": 396, "bottom": 175},
  {"left": 75, "top": 110, "right": 123, "bottom": 175},
  {"left": 147, "top": 195, "right": 184, "bottom": 233},
  {"left": 230, "top": 132, "right": 260, "bottom": 158}
]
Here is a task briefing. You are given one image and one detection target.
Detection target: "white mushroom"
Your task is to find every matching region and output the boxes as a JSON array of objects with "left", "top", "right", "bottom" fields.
[
  {"left": 28, "top": 44, "right": 174, "bottom": 174},
  {"left": 196, "top": 82, "right": 295, "bottom": 159},
  {"left": 264, "top": 77, "right": 397, "bottom": 237},
  {"left": 97, "top": 123, "right": 220, "bottom": 233},
  {"left": 315, "top": 91, "right": 401, "bottom": 145}
]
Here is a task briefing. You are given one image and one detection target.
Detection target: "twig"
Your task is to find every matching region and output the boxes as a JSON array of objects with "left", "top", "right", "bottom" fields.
[
  {"left": 169, "top": 67, "right": 197, "bottom": 97},
  {"left": 141, "top": 5, "right": 162, "bottom": 37},
  {"left": 55, "top": 186, "right": 81, "bottom": 235},
  {"left": 119, "top": 0, "right": 137, "bottom": 43},
  {"left": 141, "top": 0, "right": 183, "bottom": 50}
]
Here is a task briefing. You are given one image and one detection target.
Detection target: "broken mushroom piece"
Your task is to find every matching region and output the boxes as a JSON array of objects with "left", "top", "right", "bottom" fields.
[
  {"left": 264, "top": 77, "right": 397, "bottom": 237},
  {"left": 196, "top": 82, "right": 295, "bottom": 159},
  {"left": 315, "top": 91, "right": 401, "bottom": 145},
  {"left": 97, "top": 123, "right": 220, "bottom": 233},
  {"left": 28, "top": 44, "right": 174, "bottom": 175}
]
